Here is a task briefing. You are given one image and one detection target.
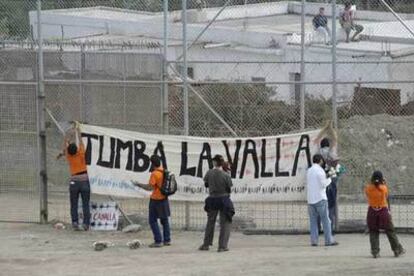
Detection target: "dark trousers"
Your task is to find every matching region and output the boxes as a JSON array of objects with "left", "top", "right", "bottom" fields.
[
  {"left": 367, "top": 207, "right": 403, "bottom": 255},
  {"left": 149, "top": 200, "right": 171, "bottom": 244},
  {"left": 69, "top": 179, "right": 91, "bottom": 226},
  {"left": 203, "top": 209, "right": 231, "bottom": 249}
]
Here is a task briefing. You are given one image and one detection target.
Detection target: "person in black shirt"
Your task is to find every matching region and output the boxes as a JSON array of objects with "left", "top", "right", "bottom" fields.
[
  {"left": 313, "top": 7, "right": 331, "bottom": 45},
  {"left": 199, "top": 155, "right": 234, "bottom": 252}
]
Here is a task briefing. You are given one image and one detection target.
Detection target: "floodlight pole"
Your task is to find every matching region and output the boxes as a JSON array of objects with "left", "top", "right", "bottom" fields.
[{"left": 37, "top": 0, "right": 48, "bottom": 224}]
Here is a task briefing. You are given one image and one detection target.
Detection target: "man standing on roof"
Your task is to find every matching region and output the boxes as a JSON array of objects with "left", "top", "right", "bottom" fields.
[
  {"left": 313, "top": 7, "right": 331, "bottom": 45},
  {"left": 132, "top": 155, "right": 171, "bottom": 248},
  {"left": 57, "top": 121, "right": 90, "bottom": 231}
]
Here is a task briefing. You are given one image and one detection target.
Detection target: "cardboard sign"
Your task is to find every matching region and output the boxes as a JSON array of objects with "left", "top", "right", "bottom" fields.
[{"left": 79, "top": 201, "right": 120, "bottom": 231}]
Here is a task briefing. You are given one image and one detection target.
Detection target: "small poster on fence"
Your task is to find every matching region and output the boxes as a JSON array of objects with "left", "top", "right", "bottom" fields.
[{"left": 79, "top": 202, "right": 120, "bottom": 231}]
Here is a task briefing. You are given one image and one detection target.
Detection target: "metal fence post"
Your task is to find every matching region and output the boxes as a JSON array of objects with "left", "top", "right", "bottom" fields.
[
  {"left": 332, "top": 0, "right": 339, "bottom": 232},
  {"left": 182, "top": 0, "right": 189, "bottom": 136},
  {"left": 36, "top": 0, "right": 48, "bottom": 224},
  {"left": 332, "top": 0, "right": 338, "bottom": 129},
  {"left": 300, "top": 0, "right": 306, "bottom": 130},
  {"left": 182, "top": 0, "right": 191, "bottom": 230},
  {"left": 162, "top": 0, "right": 169, "bottom": 134}
]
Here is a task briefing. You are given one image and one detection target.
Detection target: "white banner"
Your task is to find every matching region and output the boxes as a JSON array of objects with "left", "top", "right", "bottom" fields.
[{"left": 81, "top": 124, "right": 320, "bottom": 201}]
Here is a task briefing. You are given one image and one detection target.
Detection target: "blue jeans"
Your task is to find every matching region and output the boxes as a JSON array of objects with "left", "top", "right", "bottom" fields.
[
  {"left": 69, "top": 179, "right": 91, "bottom": 226},
  {"left": 308, "top": 200, "right": 334, "bottom": 245},
  {"left": 149, "top": 200, "right": 171, "bottom": 244}
]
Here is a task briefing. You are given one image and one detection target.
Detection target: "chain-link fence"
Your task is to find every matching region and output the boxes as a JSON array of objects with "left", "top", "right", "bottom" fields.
[{"left": 1, "top": 0, "right": 414, "bottom": 231}]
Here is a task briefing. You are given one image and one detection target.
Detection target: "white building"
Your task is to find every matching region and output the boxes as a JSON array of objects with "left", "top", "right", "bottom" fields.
[{"left": 29, "top": 1, "right": 414, "bottom": 104}]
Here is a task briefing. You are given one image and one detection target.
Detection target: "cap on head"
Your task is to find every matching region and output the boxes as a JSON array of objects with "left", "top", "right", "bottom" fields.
[{"left": 371, "top": 170, "right": 384, "bottom": 184}]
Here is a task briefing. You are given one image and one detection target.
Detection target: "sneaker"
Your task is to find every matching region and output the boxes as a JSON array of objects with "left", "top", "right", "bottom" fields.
[
  {"left": 394, "top": 248, "right": 406, "bottom": 257},
  {"left": 198, "top": 244, "right": 209, "bottom": 251},
  {"left": 311, "top": 243, "right": 318, "bottom": 247},
  {"left": 72, "top": 223, "right": 81, "bottom": 231},
  {"left": 82, "top": 224, "right": 90, "bottom": 231},
  {"left": 217, "top": 248, "right": 229, "bottom": 252},
  {"left": 148, "top": 243, "right": 163, "bottom": 248},
  {"left": 163, "top": 241, "right": 171, "bottom": 246},
  {"left": 372, "top": 253, "right": 380, "bottom": 258},
  {"left": 325, "top": 241, "right": 339, "bottom": 246}
]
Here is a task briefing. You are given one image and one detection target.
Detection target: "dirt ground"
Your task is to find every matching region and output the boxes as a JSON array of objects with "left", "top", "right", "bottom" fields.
[{"left": 0, "top": 223, "right": 413, "bottom": 276}]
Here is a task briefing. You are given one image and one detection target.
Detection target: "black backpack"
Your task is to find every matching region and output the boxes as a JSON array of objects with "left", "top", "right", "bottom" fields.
[{"left": 160, "top": 170, "right": 177, "bottom": 196}]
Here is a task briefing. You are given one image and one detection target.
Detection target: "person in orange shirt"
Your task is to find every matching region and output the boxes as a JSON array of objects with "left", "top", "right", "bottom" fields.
[
  {"left": 132, "top": 155, "right": 171, "bottom": 248},
  {"left": 365, "top": 171, "right": 405, "bottom": 258},
  {"left": 57, "top": 122, "right": 90, "bottom": 231}
]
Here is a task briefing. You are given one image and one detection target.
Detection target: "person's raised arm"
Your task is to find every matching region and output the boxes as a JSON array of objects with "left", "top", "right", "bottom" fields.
[
  {"left": 57, "top": 134, "right": 69, "bottom": 160},
  {"left": 315, "top": 120, "right": 331, "bottom": 144},
  {"left": 74, "top": 121, "right": 84, "bottom": 149},
  {"left": 327, "top": 121, "right": 338, "bottom": 148}
]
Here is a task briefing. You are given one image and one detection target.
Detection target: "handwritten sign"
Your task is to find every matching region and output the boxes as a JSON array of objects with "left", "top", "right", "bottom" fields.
[{"left": 81, "top": 124, "right": 320, "bottom": 201}]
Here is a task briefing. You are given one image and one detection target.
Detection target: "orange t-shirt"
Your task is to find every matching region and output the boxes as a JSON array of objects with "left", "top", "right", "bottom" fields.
[
  {"left": 364, "top": 183, "right": 388, "bottom": 208},
  {"left": 149, "top": 168, "right": 165, "bottom": 201},
  {"left": 66, "top": 144, "right": 87, "bottom": 176}
]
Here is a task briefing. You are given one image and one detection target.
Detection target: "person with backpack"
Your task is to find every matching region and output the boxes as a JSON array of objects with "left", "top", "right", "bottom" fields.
[
  {"left": 199, "top": 154, "right": 234, "bottom": 252},
  {"left": 365, "top": 171, "right": 405, "bottom": 258},
  {"left": 132, "top": 155, "right": 171, "bottom": 248}
]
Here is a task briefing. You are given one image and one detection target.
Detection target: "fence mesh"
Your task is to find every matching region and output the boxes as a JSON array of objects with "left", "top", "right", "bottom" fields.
[{"left": 1, "top": 0, "right": 414, "bottom": 231}]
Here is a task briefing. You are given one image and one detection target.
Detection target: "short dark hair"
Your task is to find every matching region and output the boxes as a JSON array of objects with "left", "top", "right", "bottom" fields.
[
  {"left": 67, "top": 143, "right": 78, "bottom": 155},
  {"left": 345, "top": 2, "right": 352, "bottom": 8},
  {"left": 212, "top": 154, "right": 224, "bottom": 167},
  {"left": 320, "top": 7, "right": 325, "bottom": 11},
  {"left": 313, "top": 154, "right": 324, "bottom": 164},
  {"left": 320, "top": 138, "right": 330, "bottom": 148},
  {"left": 150, "top": 155, "right": 161, "bottom": 168},
  {"left": 371, "top": 170, "right": 384, "bottom": 186}
]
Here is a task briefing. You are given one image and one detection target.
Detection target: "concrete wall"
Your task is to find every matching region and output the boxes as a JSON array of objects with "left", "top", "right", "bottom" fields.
[{"left": 181, "top": 44, "right": 413, "bottom": 105}]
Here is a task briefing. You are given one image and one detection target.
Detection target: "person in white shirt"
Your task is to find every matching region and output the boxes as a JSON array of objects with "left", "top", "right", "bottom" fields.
[{"left": 307, "top": 154, "right": 338, "bottom": 246}]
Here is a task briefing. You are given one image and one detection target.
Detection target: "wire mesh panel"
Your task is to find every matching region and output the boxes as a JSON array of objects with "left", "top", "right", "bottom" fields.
[
  {"left": 1, "top": 0, "right": 414, "bottom": 231},
  {"left": 0, "top": 83, "right": 39, "bottom": 222}
]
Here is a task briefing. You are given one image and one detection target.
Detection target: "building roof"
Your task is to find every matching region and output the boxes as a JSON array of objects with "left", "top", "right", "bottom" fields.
[{"left": 31, "top": 3, "right": 414, "bottom": 57}]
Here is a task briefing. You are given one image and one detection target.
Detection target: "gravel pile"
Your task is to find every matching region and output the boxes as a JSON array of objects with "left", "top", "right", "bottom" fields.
[{"left": 338, "top": 114, "right": 414, "bottom": 199}]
